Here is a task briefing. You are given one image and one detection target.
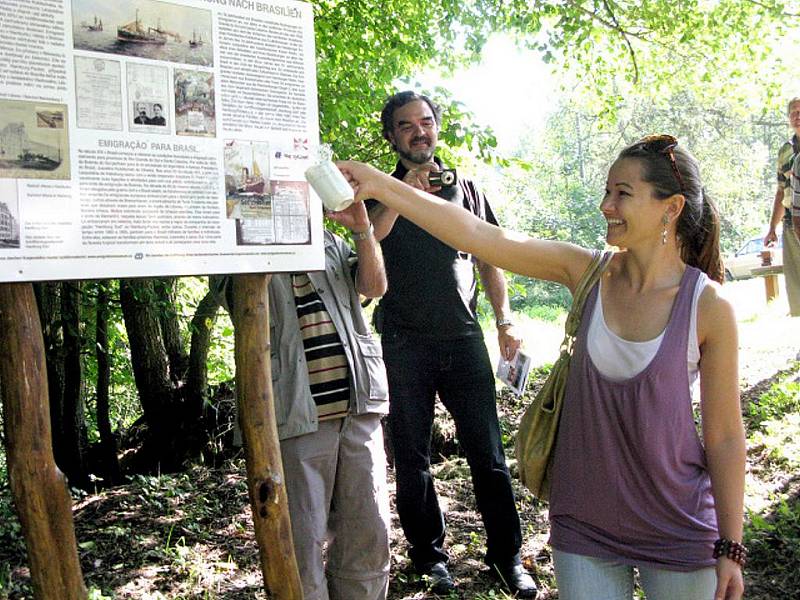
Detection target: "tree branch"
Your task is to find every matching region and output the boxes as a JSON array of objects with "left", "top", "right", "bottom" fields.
[
  {"left": 601, "top": 0, "right": 639, "bottom": 83},
  {"left": 566, "top": 0, "right": 705, "bottom": 64},
  {"left": 745, "top": 0, "right": 800, "bottom": 18}
]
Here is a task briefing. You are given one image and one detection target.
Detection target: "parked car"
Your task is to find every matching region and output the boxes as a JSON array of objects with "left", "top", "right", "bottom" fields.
[{"left": 724, "top": 234, "right": 783, "bottom": 280}]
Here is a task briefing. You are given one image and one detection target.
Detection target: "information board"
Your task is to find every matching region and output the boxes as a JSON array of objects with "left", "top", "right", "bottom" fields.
[{"left": 0, "top": 0, "right": 324, "bottom": 282}]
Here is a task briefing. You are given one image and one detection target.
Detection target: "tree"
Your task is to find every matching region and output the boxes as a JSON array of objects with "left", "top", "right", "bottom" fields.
[
  {"left": 313, "top": 0, "right": 799, "bottom": 168},
  {"left": 118, "top": 278, "right": 224, "bottom": 472},
  {"left": 32, "top": 283, "right": 66, "bottom": 461},
  {"left": 312, "top": 0, "right": 508, "bottom": 166},
  {"left": 518, "top": 0, "right": 799, "bottom": 119},
  {"left": 31, "top": 282, "right": 90, "bottom": 488},
  {"left": 94, "top": 280, "right": 121, "bottom": 486},
  {"left": 60, "top": 281, "right": 88, "bottom": 489}
]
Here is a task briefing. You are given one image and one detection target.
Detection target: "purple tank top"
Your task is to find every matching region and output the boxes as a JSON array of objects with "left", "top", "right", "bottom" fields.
[{"left": 549, "top": 266, "right": 718, "bottom": 571}]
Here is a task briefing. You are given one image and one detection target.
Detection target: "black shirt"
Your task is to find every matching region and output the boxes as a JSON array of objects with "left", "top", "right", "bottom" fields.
[{"left": 367, "top": 158, "right": 498, "bottom": 340}]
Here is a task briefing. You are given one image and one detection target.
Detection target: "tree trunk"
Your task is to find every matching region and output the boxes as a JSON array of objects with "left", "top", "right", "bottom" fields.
[
  {"left": 0, "top": 283, "right": 87, "bottom": 599},
  {"left": 33, "top": 282, "right": 65, "bottom": 462},
  {"left": 61, "top": 281, "right": 88, "bottom": 489},
  {"left": 155, "top": 277, "right": 189, "bottom": 383},
  {"left": 119, "top": 279, "right": 173, "bottom": 422},
  {"left": 95, "top": 281, "right": 121, "bottom": 485},
  {"left": 232, "top": 273, "right": 302, "bottom": 599},
  {"left": 119, "top": 278, "right": 175, "bottom": 469},
  {"left": 185, "top": 284, "right": 222, "bottom": 419}
]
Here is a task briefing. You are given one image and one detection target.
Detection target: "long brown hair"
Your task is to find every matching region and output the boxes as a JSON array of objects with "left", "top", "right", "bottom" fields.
[{"left": 619, "top": 140, "right": 724, "bottom": 283}]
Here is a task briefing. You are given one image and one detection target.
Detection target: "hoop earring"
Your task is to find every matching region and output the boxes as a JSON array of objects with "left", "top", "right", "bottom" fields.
[{"left": 661, "top": 214, "right": 669, "bottom": 245}]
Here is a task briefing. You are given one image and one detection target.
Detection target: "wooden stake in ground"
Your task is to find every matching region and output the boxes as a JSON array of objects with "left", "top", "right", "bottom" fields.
[
  {"left": 232, "top": 273, "right": 302, "bottom": 599},
  {"left": 0, "top": 283, "right": 87, "bottom": 599}
]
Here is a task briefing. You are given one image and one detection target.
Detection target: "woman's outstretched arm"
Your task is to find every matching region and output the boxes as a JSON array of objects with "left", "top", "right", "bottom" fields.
[{"left": 337, "top": 160, "right": 593, "bottom": 292}]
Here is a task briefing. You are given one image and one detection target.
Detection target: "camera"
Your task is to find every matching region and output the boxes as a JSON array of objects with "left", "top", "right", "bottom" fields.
[{"left": 428, "top": 168, "right": 457, "bottom": 187}]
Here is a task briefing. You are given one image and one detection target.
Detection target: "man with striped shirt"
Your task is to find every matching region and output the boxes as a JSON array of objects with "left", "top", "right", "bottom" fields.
[
  {"left": 766, "top": 97, "right": 800, "bottom": 318},
  {"left": 266, "top": 200, "right": 390, "bottom": 600}
]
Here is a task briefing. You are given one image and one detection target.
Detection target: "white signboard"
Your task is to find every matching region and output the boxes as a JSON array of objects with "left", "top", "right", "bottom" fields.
[{"left": 0, "top": 0, "right": 324, "bottom": 282}]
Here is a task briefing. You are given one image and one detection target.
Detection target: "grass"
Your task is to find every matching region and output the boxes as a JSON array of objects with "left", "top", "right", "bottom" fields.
[{"left": 746, "top": 379, "right": 800, "bottom": 432}]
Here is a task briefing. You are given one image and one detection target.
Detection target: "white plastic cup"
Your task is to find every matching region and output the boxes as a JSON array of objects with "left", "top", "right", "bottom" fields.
[{"left": 304, "top": 160, "right": 354, "bottom": 212}]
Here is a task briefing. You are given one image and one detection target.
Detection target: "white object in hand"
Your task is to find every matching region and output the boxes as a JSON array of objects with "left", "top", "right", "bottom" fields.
[{"left": 304, "top": 160, "right": 354, "bottom": 212}]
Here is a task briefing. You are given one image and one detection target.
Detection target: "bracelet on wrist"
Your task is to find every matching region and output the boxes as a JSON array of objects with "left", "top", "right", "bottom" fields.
[
  {"left": 496, "top": 318, "right": 514, "bottom": 329},
  {"left": 713, "top": 537, "right": 747, "bottom": 567},
  {"left": 351, "top": 223, "right": 374, "bottom": 241}
]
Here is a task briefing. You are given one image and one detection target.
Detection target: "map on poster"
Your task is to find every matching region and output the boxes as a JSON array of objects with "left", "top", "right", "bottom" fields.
[{"left": 0, "top": 0, "right": 323, "bottom": 282}]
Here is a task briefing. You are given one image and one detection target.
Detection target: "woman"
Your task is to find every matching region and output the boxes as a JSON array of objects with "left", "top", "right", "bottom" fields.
[{"left": 337, "top": 135, "right": 745, "bottom": 600}]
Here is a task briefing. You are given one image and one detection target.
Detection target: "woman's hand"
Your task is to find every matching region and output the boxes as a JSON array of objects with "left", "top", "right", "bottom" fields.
[
  {"left": 714, "top": 557, "right": 744, "bottom": 600},
  {"left": 336, "top": 160, "right": 386, "bottom": 203}
]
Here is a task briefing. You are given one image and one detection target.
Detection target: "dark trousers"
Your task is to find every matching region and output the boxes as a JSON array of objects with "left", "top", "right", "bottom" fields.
[{"left": 382, "top": 330, "right": 522, "bottom": 569}]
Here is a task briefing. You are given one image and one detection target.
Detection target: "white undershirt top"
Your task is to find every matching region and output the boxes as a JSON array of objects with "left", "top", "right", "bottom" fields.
[{"left": 587, "top": 272, "right": 709, "bottom": 383}]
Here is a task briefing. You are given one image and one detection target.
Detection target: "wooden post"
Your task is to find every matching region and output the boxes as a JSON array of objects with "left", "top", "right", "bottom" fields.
[
  {"left": 759, "top": 250, "right": 780, "bottom": 302},
  {"left": 765, "top": 274, "right": 779, "bottom": 301},
  {"left": 231, "top": 273, "right": 302, "bottom": 599},
  {"left": 751, "top": 264, "right": 783, "bottom": 303},
  {"left": 0, "top": 283, "right": 87, "bottom": 599}
]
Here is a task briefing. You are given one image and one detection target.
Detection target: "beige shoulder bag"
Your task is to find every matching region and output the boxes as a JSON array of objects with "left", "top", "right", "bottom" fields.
[{"left": 515, "top": 250, "right": 613, "bottom": 501}]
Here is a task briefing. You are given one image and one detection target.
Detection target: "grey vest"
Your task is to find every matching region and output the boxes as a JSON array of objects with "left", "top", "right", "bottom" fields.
[{"left": 267, "top": 231, "right": 389, "bottom": 440}]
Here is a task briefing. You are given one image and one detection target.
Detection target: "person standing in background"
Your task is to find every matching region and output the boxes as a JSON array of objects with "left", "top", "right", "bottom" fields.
[
  {"left": 765, "top": 97, "right": 800, "bottom": 324},
  {"left": 223, "top": 201, "right": 391, "bottom": 600},
  {"left": 366, "top": 90, "right": 537, "bottom": 597}
]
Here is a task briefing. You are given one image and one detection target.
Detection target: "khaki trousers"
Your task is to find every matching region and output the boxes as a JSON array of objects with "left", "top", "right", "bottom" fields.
[
  {"left": 280, "top": 414, "right": 390, "bottom": 600},
  {"left": 784, "top": 225, "right": 800, "bottom": 317}
]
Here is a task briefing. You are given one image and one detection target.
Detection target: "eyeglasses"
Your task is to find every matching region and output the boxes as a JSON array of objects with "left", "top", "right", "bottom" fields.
[{"left": 632, "top": 134, "right": 685, "bottom": 193}]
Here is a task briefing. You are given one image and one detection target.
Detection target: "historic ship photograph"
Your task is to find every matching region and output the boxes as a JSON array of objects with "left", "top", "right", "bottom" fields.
[
  {"left": 0, "top": 125, "right": 62, "bottom": 172},
  {"left": 71, "top": 0, "right": 214, "bottom": 67},
  {"left": 0, "top": 100, "right": 70, "bottom": 181},
  {"left": 189, "top": 30, "right": 204, "bottom": 47},
  {"left": 238, "top": 159, "right": 265, "bottom": 195},
  {"left": 81, "top": 15, "right": 103, "bottom": 31},
  {"left": 224, "top": 141, "right": 271, "bottom": 220},
  {"left": 117, "top": 9, "right": 180, "bottom": 45}
]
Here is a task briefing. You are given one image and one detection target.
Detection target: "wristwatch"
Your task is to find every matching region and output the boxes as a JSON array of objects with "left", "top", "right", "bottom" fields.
[
  {"left": 351, "top": 223, "right": 374, "bottom": 241},
  {"left": 496, "top": 318, "right": 514, "bottom": 328}
]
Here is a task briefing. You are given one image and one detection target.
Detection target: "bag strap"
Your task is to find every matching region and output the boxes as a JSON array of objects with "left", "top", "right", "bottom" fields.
[{"left": 564, "top": 250, "right": 614, "bottom": 338}]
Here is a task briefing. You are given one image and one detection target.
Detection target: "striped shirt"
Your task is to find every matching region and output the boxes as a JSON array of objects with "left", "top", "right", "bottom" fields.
[
  {"left": 292, "top": 273, "right": 351, "bottom": 420},
  {"left": 793, "top": 152, "right": 800, "bottom": 218},
  {"left": 777, "top": 135, "right": 799, "bottom": 198}
]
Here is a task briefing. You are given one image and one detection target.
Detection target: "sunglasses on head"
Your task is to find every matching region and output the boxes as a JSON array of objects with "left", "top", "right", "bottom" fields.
[{"left": 632, "top": 134, "right": 685, "bottom": 193}]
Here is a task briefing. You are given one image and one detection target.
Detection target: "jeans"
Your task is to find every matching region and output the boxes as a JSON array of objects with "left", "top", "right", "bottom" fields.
[
  {"left": 553, "top": 549, "right": 717, "bottom": 600},
  {"left": 382, "top": 330, "right": 522, "bottom": 569}
]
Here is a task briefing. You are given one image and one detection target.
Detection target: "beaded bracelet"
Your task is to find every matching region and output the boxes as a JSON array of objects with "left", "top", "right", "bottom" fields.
[{"left": 713, "top": 538, "right": 748, "bottom": 567}]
